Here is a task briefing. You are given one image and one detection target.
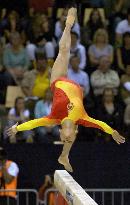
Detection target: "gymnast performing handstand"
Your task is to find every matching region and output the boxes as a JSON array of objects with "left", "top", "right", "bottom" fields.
[{"left": 8, "top": 8, "right": 125, "bottom": 172}]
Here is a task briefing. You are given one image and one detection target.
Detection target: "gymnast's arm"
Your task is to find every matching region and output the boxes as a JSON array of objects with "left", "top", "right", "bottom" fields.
[
  {"left": 77, "top": 114, "right": 125, "bottom": 144},
  {"left": 7, "top": 117, "right": 59, "bottom": 136}
]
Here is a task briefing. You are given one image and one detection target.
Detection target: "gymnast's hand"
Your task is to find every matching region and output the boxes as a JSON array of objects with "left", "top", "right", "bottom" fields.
[
  {"left": 112, "top": 130, "right": 125, "bottom": 144},
  {"left": 7, "top": 122, "right": 18, "bottom": 137}
]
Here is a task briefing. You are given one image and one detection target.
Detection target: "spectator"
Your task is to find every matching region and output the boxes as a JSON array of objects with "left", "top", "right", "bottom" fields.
[
  {"left": 82, "top": 8, "right": 105, "bottom": 46},
  {"left": 0, "top": 147, "right": 19, "bottom": 205},
  {"left": 116, "top": 32, "right": 130, "bottom": 73},
  {"left": 91, "top": 56, "right": 120, "bottom": 97},
  {"left": 68, "top": 55, "right": 90, "bottom": 96},
  {"left": 70, "top": 31, "right": 86, "bottom": 70},
  {"left": 3, "top": 32, "right": 30, "bottom": 85},
  {"left": 55, "top": 9, "right": 80, "bottom": 41},
  {"left": 0, "top": 8, "right": 8, "bottom": 37},
  {"left": 35, "top": 34, "right": 55, "bottom": 59},
  {"left": 0, "top": 40, "right": 15, "bottom": 104},
  {"left": 120, "top": 65, "right": 130, "bottom": 105},
  {"left": 34, "top": 89, "right": 59, "bottom": 143},
  {"left": 21, "top": 51, "right": 49, "bottom": 99},
  {"left": 96, "top": 88, "right": 124, "bottom": 142},
  {"left": 116, "top": 8, "right": 130, "bottom": 46},
  {"left": 4, "top": 97, "right": 33, "bottom": 143},
  {"left": 88, "top": 28, "right": 113, "bottom": 66},
  {"left": 124, "top": 104, "right": 130, "bottom": 138},
  {"left": 39, "top": 174, "right": 67, "bottom": 205},
  {"left": 26, "top": 18, "right": 55, "bottom": 61},
  {"left": 0, "top": 66, "right": 15, "bottom": 104}
]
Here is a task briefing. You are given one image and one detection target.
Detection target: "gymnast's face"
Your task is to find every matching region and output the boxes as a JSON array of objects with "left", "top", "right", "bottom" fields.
[{"left": 60, "top": 120, "right": 78, "bottom": 142}]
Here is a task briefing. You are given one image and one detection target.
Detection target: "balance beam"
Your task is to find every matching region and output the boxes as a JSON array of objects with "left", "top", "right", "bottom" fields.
[{"left": 54, "top": 170, "right": 98, "bottom": 205}]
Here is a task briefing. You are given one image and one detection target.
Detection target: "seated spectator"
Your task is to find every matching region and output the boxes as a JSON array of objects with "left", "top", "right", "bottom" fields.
[
  {"left": 116, "top": 8, "right": 130, "bottom": 46},
  {"left": 0, "top": 8, "right": 8, "bottom": 37},
  {"left": 88, "top": 28, "right": 113, "bottom": 66},
  {"left": 96, "top": 88, "right": 124, "bottom": 142},
  {"left": 120, "top": 65, "right": 130, "bottom": 105},
  {"left": 70, "top": 31, "right": 86, "bottom": 70},
  {"left": 26, "top": 18, "right": 55, "bottom": 61},
  {"left": 3, "top": 32, "right": 30, "bottom": 85},
  {"left": 4, "top": 11, "right": 21, "bottom": 41},
  {"left": 116, "top": 32, "right": 130, "bottom": 74},
  {"left": 55, "top": 9, "right": 80, "bottom": 41},
  {"left": 34, "top": 89, "right": 59, "bottom": 143},
  {"left": 68, "top": 55, "right": 90, "bottom": 96},
  {"left": 0, "top": 66, "right": 15, "bottom": 104},
  {"left": 4, "top": 97, "right": 33, "bottom": 143},
  {"left": 21, "top": 51, "right": 49, "bottom": 99},
  {"left": 35, "top": 34, "right": 55, "bottom": 60},
  {"left": 82, "top": 8, "right": 105, "bottom": 46},
  {"left": 124, "top": 104, "right": 130, "bottom": 139},
  {"left": 39, "top": 174, "right": 67, "bottom": 205},
  {"left": 91, "top": 56, "right": 120, "bottom": 97}
]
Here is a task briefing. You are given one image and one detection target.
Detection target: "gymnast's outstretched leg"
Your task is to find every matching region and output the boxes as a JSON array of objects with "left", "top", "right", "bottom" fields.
[{"left": 50, "top": 7, "right": 77, "bottom": 84}]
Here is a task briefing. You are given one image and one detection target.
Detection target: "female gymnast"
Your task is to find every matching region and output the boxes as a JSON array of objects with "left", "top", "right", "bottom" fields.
[{"left": 7, "top": 8, "right": 125, "bottom": 172}]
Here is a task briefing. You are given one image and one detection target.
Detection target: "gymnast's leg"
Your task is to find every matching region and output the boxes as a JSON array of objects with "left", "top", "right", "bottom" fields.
[{"left": 50, "top": 7, "right": 77, "bottom": 84}]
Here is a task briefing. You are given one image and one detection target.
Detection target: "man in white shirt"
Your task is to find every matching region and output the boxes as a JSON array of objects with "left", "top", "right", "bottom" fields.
[
  {"left": 68, "top": 55, "right": 90, "bottom": 96},
  {"left": 116, "top": 8, "right": 130, "bottom": 46},
  {"left": 91, "top": 56, "right": 120, "bottom": 96},
  {"left": 0, "top": 147, "right": 19, "bottom": 205},
  {"left": 70, "top": 31, "right": 86, "bottom": 70}
]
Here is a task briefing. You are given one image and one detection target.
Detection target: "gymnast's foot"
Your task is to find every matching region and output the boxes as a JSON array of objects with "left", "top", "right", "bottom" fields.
[
  {"left": 58, "top": 155, "right": 73, "bottom": 172},
  {"left": 66, "top": 7, "right": 77, "bottom": 27}
]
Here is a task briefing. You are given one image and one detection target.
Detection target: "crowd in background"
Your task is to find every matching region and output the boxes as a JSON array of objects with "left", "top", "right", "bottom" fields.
[{"left": 0, "top": 0, "right": 130, "bottom": 144}]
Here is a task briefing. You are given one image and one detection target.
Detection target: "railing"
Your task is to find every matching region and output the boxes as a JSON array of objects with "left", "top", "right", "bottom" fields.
[
  {"left": 0, "top": 189, "right": 39, "bottom": 205},
  {"left": 44, "top": 188, "right": 130, "bottom": 205}
]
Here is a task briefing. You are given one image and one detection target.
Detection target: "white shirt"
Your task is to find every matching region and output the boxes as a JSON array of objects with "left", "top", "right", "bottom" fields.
[
  {"left": 116, "top": 19, "right": 130, "bottom": 34},
  {"left": 0, "top": 161, "right": 19, "bottom": 177},
  {"left": 91, "top": 69, "right": 120, "bottom": 95},
  {"left": 70, "top": 43, "right": 87, "bottom": 70},
  {"left": 68, "top": 68, "right": 90, "bottom": 95},
  {"left": 9, "top": 108, "right": 30, "bottom": 118}
]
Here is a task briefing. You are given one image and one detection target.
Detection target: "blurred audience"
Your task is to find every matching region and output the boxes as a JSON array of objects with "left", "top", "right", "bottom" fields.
[
  {"left": 3, "top": 32, "right": 30, "bottom": 85},
  {"left": 82, "top": 8, "right": 105, "bottom": 47},
  {"left": 34, "top": 89, "right": 59, "bottom": 143},
  {"left": 120, "top": 65, "right": 130, "bottom": 105},
  {"left": 68, "top": 55, "right": 90, "bottom": 96},
  {"left": 96, "top": 88, "right": 124, "bottom": 142},
  {"left": 91, "top": 56, "right": 120, "bottom": 97},
  {"left": 4, "top": 97, "right": 33, "bottom": 143},
  {"left": 124, "top": 103, "right": 130, "bottom": 138},
  {"left": 116, "top": 32, "right": 130, "bottom": 74},
  {"left": 88, "top": 29, "right": 113, "bottom": 67},
  {"left": 21, "top": 51, "right": 49, "bottom": 99},
  {"left": 116, "top": 8, "right": 130, "bottom": 46},
  {"left": 70, "top": 31, "right": 86, "bottom": 70}
]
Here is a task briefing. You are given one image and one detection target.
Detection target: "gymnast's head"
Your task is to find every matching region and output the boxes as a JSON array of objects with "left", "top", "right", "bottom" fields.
[{"left": 60, "top": 119, "right": 78, "bottom": 142}]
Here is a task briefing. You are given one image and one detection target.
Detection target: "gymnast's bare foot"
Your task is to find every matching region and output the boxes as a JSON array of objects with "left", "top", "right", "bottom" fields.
[
  {"left": 66, "top": 7, "right": 77, "bottom": 27},
  {"left": 58, "top": 155, "right": 73, "bottom": 172}
]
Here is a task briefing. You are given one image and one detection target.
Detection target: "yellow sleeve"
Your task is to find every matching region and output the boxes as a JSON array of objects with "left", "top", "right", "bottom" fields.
[
  {"left": 17, "top": 117, "right": 58, "bottom": 132},
  {"left": 78, "top": 115, "right": 114, "bottom": 135}
]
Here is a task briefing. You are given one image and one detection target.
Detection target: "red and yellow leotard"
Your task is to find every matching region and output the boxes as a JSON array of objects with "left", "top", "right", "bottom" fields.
[{"left": 17, "top": 77, "right": 114, "bottom": 135}]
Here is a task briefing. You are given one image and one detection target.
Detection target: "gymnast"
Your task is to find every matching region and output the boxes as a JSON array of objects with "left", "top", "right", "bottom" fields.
[{"left": 7, "top": 8, "right": 125, "bottom": 172}]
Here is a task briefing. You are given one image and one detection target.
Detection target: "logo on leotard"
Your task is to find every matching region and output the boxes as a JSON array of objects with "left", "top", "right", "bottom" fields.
[{"left": 67, "top": 102, "right": 74, "bottom": 111}]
